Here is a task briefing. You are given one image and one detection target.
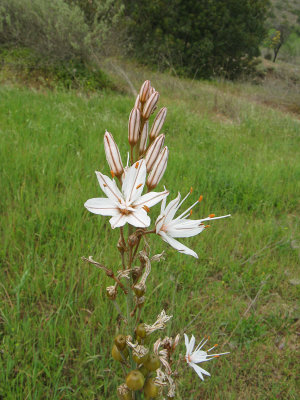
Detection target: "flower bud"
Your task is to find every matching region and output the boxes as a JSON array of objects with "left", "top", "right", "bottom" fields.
[
  {"left": 128, "top": 108, "right": 141, "bottom": 146},
  {"left": 104, "top": 131, "right": 124, "bottom": 177},
  {"left": 145, "top": 134, "right": 165, "bottom": 173},
  {"left": 149, "top": 107, "right": 167, "bottom": 141},
  {"left": 142, "top": 91, "right": 159, "bottom": 119},
  {"left": 134, "top": 94, "right": 142, "bottom": 111},
  {"left": 139, "top": 80, "right": 151, "bottom": 103},
  {"left": 139, "top": 121, "right": 149, "bottom": 155},
  {"left": 146, "top": 146, "right": 169, "bottom": 190}
]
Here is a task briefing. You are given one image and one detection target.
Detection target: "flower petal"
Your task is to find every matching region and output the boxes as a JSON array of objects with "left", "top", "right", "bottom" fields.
[
  {"left": 109, "top": 214, "right": 127, "bottom": 229},
  {"left": 164, "top": 192, "right": 181, "bottom": 224},
  {"left": 166, "top": 219, "right": 205, "bottom": 238},
  {"left": 159, "top": 231, "right": 199, "bottom": 258},
  {"left": 84, "top": 198, "right": 118, "bottom": 216},
  {"left": 190, "top": 362, "right": 211, "bottom": 380},
  {"left": 126, "top": 209, "right": 150, "bottom": 228},
  {"left": 122, "top": 160, "right": 146, "bottom": 203},
  {"left": 133, "top": 189, "right": 169, "bottom": 208},
  {"left": 189, "top": 335, "right": 196, "bottom": 354},
  {"left": 184, "top": 334, "right": 190, "bottom": 357},
  {"left": 95, "top": 171, "right": 123, "bottom": 203}
]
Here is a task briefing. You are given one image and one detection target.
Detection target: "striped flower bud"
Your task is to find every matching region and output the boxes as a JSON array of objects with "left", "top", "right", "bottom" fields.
[
  {"left": 139, "top": 121, "right": 149, "bottom": 155},
  {"left": 128, "top": 108, "right": 141, "bottom": 146},
  {"left": 134, "top": 94, "right": 142, "bottom": 111},
  {"left": 104, "top": 131, "right": 123, "bottom": 177},
  {"left": 142, "top": 91, "right": 159, "bottom": 120},
  {"left": 139, "top": 80, "right": 151, "bottom": 103},
  {"left": 145, "top": 134, "right": 165, "bottom": 173},
  {"left": 149, "top": 107, "right": 167, "bottom": 141},
  {"left": 146, "top": 146, "right": 169, "bottom": 190}
]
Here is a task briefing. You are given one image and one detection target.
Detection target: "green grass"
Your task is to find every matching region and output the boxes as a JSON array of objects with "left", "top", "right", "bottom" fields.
[{"left": 0, "top": 77, "right": 299, "bottom": 399}]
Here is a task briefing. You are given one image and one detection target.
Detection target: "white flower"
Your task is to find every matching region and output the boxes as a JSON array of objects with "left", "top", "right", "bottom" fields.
[
  {"left": 155, "top": 191, "right": 230, "bottom": 258},
  {"left": 85, "top": 159, "right": 169, "bottom": 229},
  {"left": 184, "top": 334, "right": 229, "bottom": 381}
]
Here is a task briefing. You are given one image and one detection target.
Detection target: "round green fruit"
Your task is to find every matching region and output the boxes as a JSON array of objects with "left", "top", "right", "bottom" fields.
[
  {"left": 136, "top": 323, "right": 147, "bottom": 338},
  {"left": 114, "top": 334, "right": 126, "bottom": 350},
  {"left": 144, "top": 378, "right": 160, "bottom": 398},
  {"left": 112, "top": 344, "right": 128, "bottom": 362},
  {"left": 143, "top": 354, "right": 160, "bottom": 371},
  {"left": 126, "top": 370, "right": 145, "bottom": 391}
]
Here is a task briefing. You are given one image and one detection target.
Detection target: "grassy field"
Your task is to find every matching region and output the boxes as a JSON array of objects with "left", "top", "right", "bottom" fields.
[{"left": 0, "top": 69, "right": 299, "bottom": 399}]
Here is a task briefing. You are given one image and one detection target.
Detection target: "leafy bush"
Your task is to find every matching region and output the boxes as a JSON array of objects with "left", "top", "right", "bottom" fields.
[
  {"left": 123, "top": 0, "right": 270, "bottom": 79},
  {"left": 0, "top": 0, "right": 123, "bottom": 64}
]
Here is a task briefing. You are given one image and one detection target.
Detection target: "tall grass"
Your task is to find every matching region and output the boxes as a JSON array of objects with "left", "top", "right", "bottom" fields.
[{"left": 0, "top": 81, "right": 299, "bottom": 399}]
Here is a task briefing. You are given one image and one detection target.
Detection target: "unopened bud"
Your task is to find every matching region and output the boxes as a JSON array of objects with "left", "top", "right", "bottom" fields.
[
  {"left": 142, "top": 91, "right": 159, "bottom": 119},
  {"left": 146, "top": 147, "right": 169, "bottom": 190},
  {"left": 139, "top": 121, "right": 149, "bottom": 155},
  {"left": 139, "top": 80, "right": 151, "bottom": 103},
  {"left": 149, "top": 107, "right": 167, "bottom": 141},
  {"left": 145, "top": 134, "right": 165, "bottom": 173},
  {"left": 128, "top": 108, "right": 141, "bottom": 146},
  {"left": 104, "top": 131, "right": 124, "bottom": 177},
  {"left": 134, "top": 94, "right": 142, "bottom": 111}
]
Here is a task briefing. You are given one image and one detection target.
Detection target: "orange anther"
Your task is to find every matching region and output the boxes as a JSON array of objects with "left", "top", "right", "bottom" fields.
[
  {"left": 209, "top": 213, "right": 215, "bottom": 218},
  {"left": 135, "top": 162, "right": 139, "bottom": 169},
  {"left": 198, "top": 195, "right": 203, "bottom": 202},
  {"left": 205, "top": 224, "right": 210, "bottom": 228},
  {"left": 136, "top": 183, "right": 142, "bottom": 189},
  {"left": 190, "top": 187, "right": 193, "bottom": 194},
  {"left": 215, "top": 344, "right": 218, "bottom": 347},
  {"left": 143, "top": 205, "right": 150, "bottom": 212},
  {"left": 110, "top": 170, "right": 115, "bottom": 178},
  {"left": 190, "top": 210, "right": 193, "bottom": 215}
]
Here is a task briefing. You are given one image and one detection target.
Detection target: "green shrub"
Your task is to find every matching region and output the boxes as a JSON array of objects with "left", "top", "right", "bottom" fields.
[{"left": 123, "top": 0, "right": 270, "bottom": 79}]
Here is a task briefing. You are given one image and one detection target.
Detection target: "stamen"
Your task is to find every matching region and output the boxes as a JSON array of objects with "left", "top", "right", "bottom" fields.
[
  {"left": 208, "top": 344, "right": 218, "bottom": 352},
  {"left": 103, "top": 184, "right": 107, "bottom": 187},
  {"left": 177, "top": 191, "right": 191, "bottom": 210},
  {"left": 190, "top": 187, "right": 193, "bottom": 193},
  {"left": 209, "top": 213, "right": 215, "bottom": 218},
  {"left": 190, "top": 210, "right": 193, "bottom": 215},
  {"left": 205, "top": 225, "right": 210, "bottom": 228},
  {"left": 198, "top": 195, "right": 203, "bottom": 202},
  {"left": 110, "top": 170, "right": 115, "bottom": 178},
  {"left": 143, "top": 205, "right": 150, "bottom": 212},
  {"left": 176, "top": 199, "right": 200, "bottom": 220},
  {"left": 135, "top": 161, "right": 139, "bottom": 169},
  {"left": 136, "top": 183, "right": 142, "bottom": 189}
]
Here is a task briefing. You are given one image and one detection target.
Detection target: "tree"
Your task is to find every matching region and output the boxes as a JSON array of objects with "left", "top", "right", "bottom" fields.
[{"left": 123, "top": 0, "right": 270, "bottom": 79}]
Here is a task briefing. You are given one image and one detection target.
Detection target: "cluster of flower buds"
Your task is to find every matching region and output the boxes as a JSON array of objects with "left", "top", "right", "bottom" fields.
[{"left": 128, "top": 80, "right": 169, "bottom": 190}]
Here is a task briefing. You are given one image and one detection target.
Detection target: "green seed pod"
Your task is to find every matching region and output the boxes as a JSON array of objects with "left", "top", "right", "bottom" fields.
[
  {"left": 136, "top": 323, "right": 147, "bottom": 338},
  {"left": 133, "top": 285, "right": 145, "bottom": 298},
  {"left": 112, "top": 344, "right": 128, "bottom": 362},
  {"left": 138, "top": 365, "right": 149, "bottom": 377},
  {"left": 143, "top": 354, "right": 160, "bottom": 371},
  {"left": 114, "top": 334, "right": 126, "bottom": 350},
  {"left": 144, "top": 378, "right": 160, "bottom": 398},
  {"left": 126, "top": 370, "right": 145, "bottom": 391}
]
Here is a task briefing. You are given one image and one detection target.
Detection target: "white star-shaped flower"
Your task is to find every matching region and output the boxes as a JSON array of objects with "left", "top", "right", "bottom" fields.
[
  {"left": 85, "top": 159, "right": 169, "bottom": 229},
  {"left": 184, "top": 334, "right": 229, "bottom": 381},
  {"left": 155, "top": 191, "right": 230, "bottom": 258}
]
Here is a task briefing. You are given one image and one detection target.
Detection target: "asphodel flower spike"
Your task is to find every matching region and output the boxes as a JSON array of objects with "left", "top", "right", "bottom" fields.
[
  {"left": 142, "top": 91, "right": 160, "bottom": 119},
  {"left": 149, "top": 107, "right": 167, "bottom": 141},
  {"left": 145, "top": 134, "right": 165, "bottom": 172},
  {"left": 104, "top": 131, "right": 124, "bottom": 178},
  {"left": 84, "top": 159, "right": 169, "bottom": 229},
  {"left": 128, "top": 107, "right": 141, "bottom": 146},
  {"left": 155, "top": 191, "right": 231, "bottom": 258},
  {"left": 139, "top": 121, "right": 149, "bottom": 155},
  {"left": 139, "top": 80, "right": 151, "bottom": 103},
  {"left": 184, "top": 334, "right": 229, "bottom": 381},
  {"left": 146, "top": 146, "right": 169, "bottom": 190}
]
